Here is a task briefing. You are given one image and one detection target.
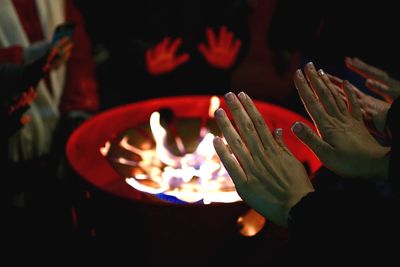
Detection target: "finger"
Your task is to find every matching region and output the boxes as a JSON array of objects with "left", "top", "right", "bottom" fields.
[
  {"left": 60, "top": 42, "right": 74, "bottom": 54},
  {"left": 219, "top": 26, "right": 228, "bottom": 45},
  {"left": 206, "top": 27, "right": 217, "bottom": 48},
  {"left": 291, "top": 121, "right": 332, "bottom": 163},
  {"left": 326, "top": 73, "right": 343, "bottom": 87},
  {"left": 366, "top": 79, "right": 391, "bottom": 97},
  {"left": 198, "top": 43, "right": 210, "bottom": 59},
  {"left": 304, "top": 63, "right": 340, "bottom": 116},
  {"left": 237, "top": 92, "right": 277, "bottom": 152},
  {"left": 224, "top": 92, "right": 268, "bottom": 158},
  {"left": 274, "top": 128, "right": 293, "bottom": 156},
  {"left": 169, "top": 37, "right": 182, "bottom": 54},
  {"left": 55, "top": 36, "right": 71, "bottom": 49},
  {"left": 230, "top": 39, "right": 241, "bottom": 57},
  {"left": 55, "top": 40, "right": 74, "bottom": 56},
  {"left": 224, "top": 32, "right": 234, "bottom": 49},
  {"left": 345, "top": 57, "right": 389, "bottom": 83},
  {"left": 173, "top": 53, "right": 190, "bottom": 67},
  {"left": 293, "top": 69, "right": 329, "bottom": 128},
  {"left": 343, "top": 80, "right": 363, "bottom": 121},
  {"left": 326, "top": 73, "right": 347, "bottom": 98},
  {"left": 318, "top": 69, "right": 348, "bottom": 114},
  {"left": 213, "top": 136, "right": 247, "bottom": 187},
  {"left": 55, "top": 53, "right": 71, "bottom": 66},
  {"left": 154, "top": 41, "right": 164, "bottom": 56},
  {"left": 214, "top": 108, "right": 255, "bottom": 173}
]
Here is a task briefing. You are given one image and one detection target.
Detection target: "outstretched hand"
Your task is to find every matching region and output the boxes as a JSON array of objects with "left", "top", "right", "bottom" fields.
[
  {"left": 345, "top": 57, "right": 400, "bottom": 103},
  {"left": 292, "top": 63, "right": 390, "bottom": 181},
  {"left": 213, "top": 92, "right": 314, "bottom": 227},
  {"left": 145, "top": 37, "right": 190, "bottom": 75},
  {"left": 198, "top": 26, "right": 241, "bottom": 69},
  {"left": 328, "top": 73, "right": 390, "bottom": 136},
  {"left": 44, "top": 36, "right": 74, "bottom": 71}
]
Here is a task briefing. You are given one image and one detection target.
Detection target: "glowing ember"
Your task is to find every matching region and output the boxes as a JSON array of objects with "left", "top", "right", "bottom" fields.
[{"left": 101, "top": 96, "right": 241, "bottom": 204}]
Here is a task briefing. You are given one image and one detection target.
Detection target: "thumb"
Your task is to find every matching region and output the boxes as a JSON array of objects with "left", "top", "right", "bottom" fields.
[{"left": 291, "top": 121, "right": 331, "bottom": 162}]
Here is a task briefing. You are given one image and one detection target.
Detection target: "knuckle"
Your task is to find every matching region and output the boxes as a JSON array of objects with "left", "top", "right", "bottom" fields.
[
  {"left": 243, "top": 121, "right": 254, "bottom": 132},
  {"left": 231, "top": 137, "right": 243, "bottom": 148},
  {"left": 255, "top": 116, "right": 265, "bottom": 128}
]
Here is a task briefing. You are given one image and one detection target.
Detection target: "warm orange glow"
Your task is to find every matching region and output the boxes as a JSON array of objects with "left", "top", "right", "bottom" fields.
[
  {"left": 101, "top": 96, "right": 241, "bottom": 204},
  {"left": 237, "top": 210, "right": 266, "bottom": 237},
  {"left": 208, "top": 96, "right": 220, "bottom": 118},
  {"left": 99, "top": 141, "right": 111, "bottom": 156}
]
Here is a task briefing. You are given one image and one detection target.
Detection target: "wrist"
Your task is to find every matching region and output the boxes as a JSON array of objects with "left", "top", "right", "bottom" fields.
[{"left": 372, "top": 146, "right": 390, "bottom": 181}]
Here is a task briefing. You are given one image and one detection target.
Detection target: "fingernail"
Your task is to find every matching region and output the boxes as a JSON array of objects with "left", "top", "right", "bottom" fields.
[
  {"left": 215, "top": 108, "right": 225, "bottom": 118},
  {"left": 275, "top": 128, "right": 283, "bottom": 137},
  {"left": 213, "top": 136, "right": 223, "bottom": 146},
  {"left": 318, "top": 69, "right": 325, "bottom": 76},
  {"left": 291, "top": 122, "right": 303, "bottom": 134},
  {"left": 238, "top": 91, "right": 246, "bottom": 101},
  {"left": 296, "top": 69, "right": 304, "bottom": 80},
  {"left": 306, "top": 62, "right": 314, "bottom": 69},
  {"left": 224, "top": 92, "right": 235, "bottom": 102}
]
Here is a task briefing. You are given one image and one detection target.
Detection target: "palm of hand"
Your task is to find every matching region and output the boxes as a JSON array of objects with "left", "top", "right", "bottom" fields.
[
  {"left": 147, "top": 52, "right": 176, "bottom": 74},
  {"left": 198, "top": 26, "right": 241, "bottom": 69},
  {"left": 146, "top": 37, "right": 189, "bottom": 75}
]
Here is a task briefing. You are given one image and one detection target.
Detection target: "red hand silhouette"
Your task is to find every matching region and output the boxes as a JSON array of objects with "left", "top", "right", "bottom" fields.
[
  {"left": 198, "top": 26, "right": 241, "bottom": 69},
  {"left": 146, "top": 37, "right": 190, "bottom": 75}
]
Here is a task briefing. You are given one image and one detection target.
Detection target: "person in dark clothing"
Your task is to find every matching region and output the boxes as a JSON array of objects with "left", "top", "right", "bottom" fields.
[
  {"left": 0, "top": 53, "right": 49, "bottom": 147},
  {"left": 213, "top": 62, "right": 399, "bottom": 263}
]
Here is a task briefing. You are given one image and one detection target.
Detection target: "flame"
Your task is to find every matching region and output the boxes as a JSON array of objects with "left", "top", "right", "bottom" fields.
[
  {"left": 100, "top": 141, "right": 111, "bottom": 156},
  {"left": 208, "top": 96, "right": 220, "bottom": 118},
  {"left": 102, "top": 96, "right": 241, "bottom": 204}
]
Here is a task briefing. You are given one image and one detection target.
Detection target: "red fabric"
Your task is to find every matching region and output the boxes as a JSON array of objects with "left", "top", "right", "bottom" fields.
[
  {"left": 60, "top": 0, "right": 99, "bottom": 113},
  {"left": 0, "top": 0, "right": 42, "bottom": 64},
  {"left": 0, "top": 46, "right": 23, "bottom": 64},
  {"left": 12, "top": 0, "right": 44, "bottom": 43},
  {"left": 0, "top": 0, "right": 99, "bottom": 113}
]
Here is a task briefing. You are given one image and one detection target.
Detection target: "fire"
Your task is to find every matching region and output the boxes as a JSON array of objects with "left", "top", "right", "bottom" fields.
[{"left": 102, "top": 96, "right": 241, "bottom": 204}]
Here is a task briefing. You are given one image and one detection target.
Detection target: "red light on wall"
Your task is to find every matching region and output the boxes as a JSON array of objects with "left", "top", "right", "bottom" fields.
[
  {"left": 198, "top": 26, "right": 241, "bottom": 69},
  {"left": 145, "top": 37, "right": 190, "bottom": 75}
]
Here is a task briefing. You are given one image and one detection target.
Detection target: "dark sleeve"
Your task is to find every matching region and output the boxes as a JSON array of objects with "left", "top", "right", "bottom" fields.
[
  {"left": 288, "top": 191, "right": 346, "bottom": 248},
  {"left": 0, "top": 55, "right": 46, "bottom": 104},
  {"left": 287, "top": 187, "right": 397, "bottom": 260},
  {"left": 386, "top": 97, "right": 400, "bottom": 196}
]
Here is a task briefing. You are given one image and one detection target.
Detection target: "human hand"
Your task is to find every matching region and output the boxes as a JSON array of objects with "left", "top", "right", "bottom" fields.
[
  {"left": 328, "top": 73, "right": 390, "bottom": 135},
  {"left": 4, "top": 86, "right": 37, "bottom": 135},
  {"left": 213, "top": 92, "right": 314, "bottom": 227},
  {"left": 345, "top": 57, "right": 400, "bottom": 103},
  {"left": 8, "top": 86, "right": 37, "bottom": 115},
  {"left": 292, "top": 63, "right": 390, "bottom": 181},
  {"left": 145, "top": 37, "right": 190, "bottom": 75},
  {"left": 44, "top": 36, "right": 74, "bottom": 71},
  {"left": 198, "top": 26, "right": 241, "bottom": 69}
]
